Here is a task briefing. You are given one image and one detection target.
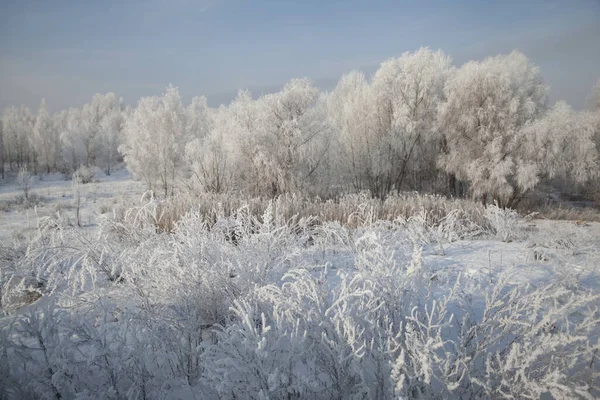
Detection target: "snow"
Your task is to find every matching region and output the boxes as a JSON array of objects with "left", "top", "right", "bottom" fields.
[
  {"left": 0, "top": 167, "right": 145, "bottom": 241},
  {"left": 1, "top": 169, "right": 599, "bottom": 398}
]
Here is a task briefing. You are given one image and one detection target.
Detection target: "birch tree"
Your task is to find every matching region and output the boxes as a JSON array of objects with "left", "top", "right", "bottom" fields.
[
  {"left": 2, "top": 106, "right": 34, "bottom": 171},
  {"left": 31, "top": 99, "right": 60, "bottom": 174},
  {"left": 327, "top": 70, "right": 376, "bottom": 192},
  {"left": 257, "top": 78, "right": 329, "bottom": 196},
  {"left": 120, "top": 85, "right": 187, "bottom": 196},
  {"left": 372, "top": 47, "right": 453, "bottom": 194}
]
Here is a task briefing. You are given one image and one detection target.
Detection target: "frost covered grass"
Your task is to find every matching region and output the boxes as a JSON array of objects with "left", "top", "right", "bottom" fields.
[
  {"left": 0, "top": 191, "right": 599, "bottom": 399},
  {"left": 106, "top": 190, "right": 488, "bottom": 234},
  {"left": 535, "top": 206, "right": 600, "bottom": 223}
]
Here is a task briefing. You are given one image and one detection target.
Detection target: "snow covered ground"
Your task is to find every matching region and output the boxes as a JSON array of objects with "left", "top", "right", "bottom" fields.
[
  {"left": 0, "top": 169, "right": 599, "bottom": 399},
  {"left": 0, "top": 167, "right": 145, "bottom": 241}
]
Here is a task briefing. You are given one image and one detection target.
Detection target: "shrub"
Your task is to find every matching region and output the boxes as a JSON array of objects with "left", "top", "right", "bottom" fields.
[
  {"left": 1, "top": 197, "right": 598, "bottom": 399},
  {"left": 17, "top": 166, "right": 33, "bottom": 200},
  {"left": 72, "top": 165, "right": 96, "bottom": 185}
]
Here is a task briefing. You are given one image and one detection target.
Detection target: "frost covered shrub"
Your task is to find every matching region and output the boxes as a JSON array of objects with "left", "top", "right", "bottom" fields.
[
  {"left": 203, "top": 266, "right": 600, "bottom": 399},
  {"left": 400, "top": 208, "right": 483, "bottom": 254},
  {"left": 0, "top": 212, "right": 133, "bottom": 315},
  {"left": 32, "top": 215, "right": 124, "bottom": 290},
  {"left": 5, "top": 192, "right": 45, "bottom": 210},
  {"left": 2, "top": 198, "right": 599, "bottom": 399},
  {"left": 525, "top": 221, "right": 599, "bottom": 267},
  {"left": 484, "top": 203, "right": 525, "bottom": 242},
  {"left": 72, "top": 165, "right": 96, "bottom": 184},
  {"left": 17, "top": 166, "right": 33, "bottom": 200},
  {"left": 1, "top": 301, "right": 68, "bottom": 399},
  {"left": 89, "top": 200, "right": 319, "bottom": 388},
  {"left": 200, "top": 299, "right": 313, "bottom": 398},
  {"left": 202, "top": 268, "right": 400, "bottom": 399}
]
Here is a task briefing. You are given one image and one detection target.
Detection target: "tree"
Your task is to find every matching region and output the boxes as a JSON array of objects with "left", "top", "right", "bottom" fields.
[
  {"left": 97, "top": 95, "right": 125, "bottom": 175},
  {"left": 587, "top": 78, "right": 600, "bottom": 112},
  {"left": 2, "top": 106, "right": 34, "bottom": 170},
  {"left": 184, "top": 96, "right": 229, "bottom": 193},
  {"left": 223, "top": 90, "right": 264, "bottom": 194},
  {"left": 75, "top": 93, "right": 124, "bottom": 170},
  {"left": 438, "top": 51, "right": 548, "bottom": 207},
  {"left": 256, "top": 78, "right": 329, "bottom": 196},
  {"left": 59, "top": 108, "right": 85, "bottom": 173},
  {"left": 328, "top": 70, "right": 376, "bottom": 193},
  {"left": 72, "top": 170, "right": 84, "bottom": 227},
  {"left": 31, "top": 99, "right": 60, "bottom": 174},
  {"left": 519, "top": 102, "right": 599, "bottom": 196},
  {"left": 372, "top": 47, "right": 454, "bottom": 194},
  {"left": 17, "top": 166, "right": 33, "bottom": 200},
  {"left": 328, "top": 48, "right": 454, "bottom": 198},
  {"left": 0, "top": 120, "right": 4, "bottom": 179},
  {"left": 205, "top": 82, "right": 329, "bottom": 197},
  {"left": 120, "top": 85, "right": 187, "bottom": 196},
  {"left": 588, "top": 80, "right": 600, "bottom": 200}
]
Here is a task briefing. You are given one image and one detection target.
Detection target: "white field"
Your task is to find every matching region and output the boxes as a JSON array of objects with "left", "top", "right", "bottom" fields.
[
  {"left": 0, "top": 167, "right": 145, "bottom": 241},
  {"left": 0, "top": 168, "right": 599, "bottom": 399}
]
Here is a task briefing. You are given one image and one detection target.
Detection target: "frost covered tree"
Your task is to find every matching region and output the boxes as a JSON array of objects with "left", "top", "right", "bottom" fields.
[
  {"left": 328, "top": 48, "right": 453, "bottom": 198},
  {"left": 2, "top": 106, "right": 35, "bottom": 170},
  {"left": 204, "top": 90, "right": 261, "bottom": 193},
  {"left": 17, "top": 166, "right": 33, "bottom": 200},
  {"left": 57, "top": 94, "right": 124, "bottom": 175},
  {"left": 186, "top": 95, "right": 211, "bottom": 142},
  {"left": 78, "top": 95, "right": 102, "bottom": 166},
  {"left": 58, "top": 107, "right": 85, "bottom": 173},
  {"left": 96, "top": 95, "right": 125, "bottom": 175},
  {"left": 438, "top": 51, "right": 548, "bottom": 207},
  {"left": 77, "top": 93, "right": 124, "bottom": 169},
  {"left": 589, "top": 78, "right": 600, "bottom": 149},
  {"left": 254, "top": 78, "right": 330, "bottom": 196},
  {"left": 372, "top": 48, "right": 454, "bottom": 194},
  {"left": 210, "top": 81, "right": 329, "bottom": 197},
  {"left": 588, "top": 78, "right": 600, "bottom": 112},
  {"left": 184, "top": 96, "right": 231, "bottom": 193},
  {"left": 327, "top": 70, "right": 376, "bottom": 192},
  {"left": 31, "top": 99, "right": 61, "bottom": 174},
  {"left": 0, "top": 120, "right": 4, "bottom": 179},
  {"left": 519, "top": 102, "right": 599, "bottom": 197},
  {"left": 120, "top": 85, "right": 187, "bottom": 196}
]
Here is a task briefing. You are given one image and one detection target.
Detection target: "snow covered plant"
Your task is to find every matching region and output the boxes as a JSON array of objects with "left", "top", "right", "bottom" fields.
[
  {"left": 200, "top": 267, "right": 600, "bottom": 399},
  {"left": 2, "top": 197, "right": 599, "bottom": 399},
  {"left": 201, "top": 268, "right": 400, "bottom": 399},
  {"left": 16, "top": 166, "right": 33, "bottom": 201},
  {"left": 72, "top": 165, "right": 95, "bottom": 184},
  {"left": 0, "top": 213, "right": 125, "bottom": 310},
  {"left": 483, "top": 203, "right": 524, "bottom": 242},
  {"left": 399, "top": 208, "right": 482, "bottom": 255},
  {"left": 0, "top": 300, "right": 68, "bottom": 400}
]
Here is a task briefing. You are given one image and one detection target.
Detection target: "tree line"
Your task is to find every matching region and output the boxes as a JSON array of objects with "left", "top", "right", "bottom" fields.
[{"left": 2, "top": 48, "right": 599, "bottom": 206}]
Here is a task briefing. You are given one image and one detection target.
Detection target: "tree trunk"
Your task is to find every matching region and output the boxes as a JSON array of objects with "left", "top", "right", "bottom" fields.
[{"left": 448, "top": 173, "right": 456, "bottom": 197}]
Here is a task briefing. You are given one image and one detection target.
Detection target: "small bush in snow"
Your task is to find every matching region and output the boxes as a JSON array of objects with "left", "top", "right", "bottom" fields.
[
  {"left": 484, "top": 203, "right": 524, "bottom": 242},
  {"left": 17, "top": 166, "right": 33, "bottom": 200},
  {"left": 72, "top": 165, "right": 96, "bottom": 184}
]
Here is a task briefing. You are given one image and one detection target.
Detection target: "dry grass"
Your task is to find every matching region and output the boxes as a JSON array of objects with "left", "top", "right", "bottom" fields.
[
  {"left": 534, "top": 206, "right": 600, "bottom": 222},
  {"left": 106, "top": 191, "right": 488, "bottom": 233}
]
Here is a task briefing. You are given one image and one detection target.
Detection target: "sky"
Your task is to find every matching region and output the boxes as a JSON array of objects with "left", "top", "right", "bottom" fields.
[{"left": 1, "top": 0, "right": 599, "bottom": 113}]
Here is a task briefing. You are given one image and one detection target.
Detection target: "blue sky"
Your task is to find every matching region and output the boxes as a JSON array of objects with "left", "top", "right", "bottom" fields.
[{"left": 1, "top": 0, "right": 599, "bottom": 112}]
